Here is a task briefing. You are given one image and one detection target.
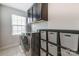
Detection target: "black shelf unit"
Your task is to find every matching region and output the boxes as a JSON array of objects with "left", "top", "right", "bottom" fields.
[{"left": 39, "top": 29, "right": 79, "bottom": 56}]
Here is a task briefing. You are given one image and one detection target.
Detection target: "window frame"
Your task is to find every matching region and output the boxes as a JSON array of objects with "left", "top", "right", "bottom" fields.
[{"left": 11, "top": 14, "right": 26, "bottom": 35}]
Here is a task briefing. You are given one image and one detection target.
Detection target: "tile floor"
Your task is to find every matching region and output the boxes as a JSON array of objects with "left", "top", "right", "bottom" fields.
[{"left": 0, "top": 45, "right": 26, "bottom": 56}]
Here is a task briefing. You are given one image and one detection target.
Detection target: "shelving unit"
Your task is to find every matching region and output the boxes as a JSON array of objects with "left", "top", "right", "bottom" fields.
[{"left": 39, "top": 29, "right": 79, "bottom": 56}]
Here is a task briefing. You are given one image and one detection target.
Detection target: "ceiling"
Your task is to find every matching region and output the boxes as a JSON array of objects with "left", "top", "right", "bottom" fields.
[{"left": 1, "top": 3, "right": 33, "bottom": 12}]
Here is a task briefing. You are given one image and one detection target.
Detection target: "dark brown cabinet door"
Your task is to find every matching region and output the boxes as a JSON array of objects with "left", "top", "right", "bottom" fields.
[
  {"left": 31, "top": 33, "right": 40, "bottom": 56},
  {"left": 41, "top": 3, "right": 48, "bottom": 21}
]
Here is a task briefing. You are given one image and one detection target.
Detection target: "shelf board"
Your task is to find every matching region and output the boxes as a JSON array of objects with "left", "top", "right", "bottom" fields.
[{"left": 31, "top": 20, "right": 48, "bottom": 24}]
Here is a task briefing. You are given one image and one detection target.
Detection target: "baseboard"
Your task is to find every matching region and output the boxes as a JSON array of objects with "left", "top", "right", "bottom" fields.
[{"left": 0, "top": 43, "right": 20, "bottom": 50}]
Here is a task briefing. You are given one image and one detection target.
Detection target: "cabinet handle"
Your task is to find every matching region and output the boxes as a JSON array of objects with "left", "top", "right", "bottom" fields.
[
  {"left": 64, "top": 35, "right": 71, "bottom": 37},
  {"left": 49, "top": 32, "right": 54, "bottom": 34},
  {"left": 41, "top": 31, "right": 45, "bottom": 33}
]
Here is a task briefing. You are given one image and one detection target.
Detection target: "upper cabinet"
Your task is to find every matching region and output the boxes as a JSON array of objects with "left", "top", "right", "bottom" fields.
[
  {"left": 27, "top": 3, "right": 48, "bottom": 23},
  {"left": 32, "top": 4, "right": 37, "bottom": 21},
  {"left": 41, "top": 3, "right": 48, "bottom": 21},
  {"left": 27, "top": 7, "right": 33, "bottom": 23}
]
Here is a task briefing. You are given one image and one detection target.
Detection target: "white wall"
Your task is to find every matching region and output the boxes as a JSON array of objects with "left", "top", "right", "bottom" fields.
[
  {"left": 48, "top": 3, "right": 79, "bottom": 30},
  {"left": 0, "top": 5, "right": 1, "bottom": 47},
  {"left": 0, "top": 5, "right": 27, "bottom": 49}
]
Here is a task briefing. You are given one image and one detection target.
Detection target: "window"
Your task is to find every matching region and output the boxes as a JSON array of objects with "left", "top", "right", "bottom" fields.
[{"left": 12, "top": 14, "right": 26, "bottom": 35}]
